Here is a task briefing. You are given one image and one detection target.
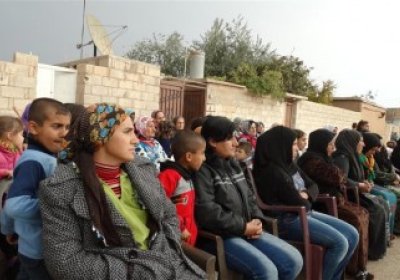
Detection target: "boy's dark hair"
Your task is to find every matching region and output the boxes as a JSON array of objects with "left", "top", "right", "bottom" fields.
[
  {"left": 172, "top": 130, "right": 205, "bottom": 161},
  {"left": 237, "top": 141, "right": 252, "bottom": 155},
  {"left": 0, "top": 116, "right": 23, "bottom": 138},
  {"left": 29, "top": 98, "right": 70, "bottom": 125}
]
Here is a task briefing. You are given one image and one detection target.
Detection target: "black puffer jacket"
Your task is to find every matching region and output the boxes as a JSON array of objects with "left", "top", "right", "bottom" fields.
[{"left": 194, "top": 154, "right": 264, "bottom": 238}]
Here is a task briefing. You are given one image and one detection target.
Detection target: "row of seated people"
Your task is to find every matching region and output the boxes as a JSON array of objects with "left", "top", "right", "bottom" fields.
[{"left": 0, "top": 98, "right": 396, "bottom": 280}]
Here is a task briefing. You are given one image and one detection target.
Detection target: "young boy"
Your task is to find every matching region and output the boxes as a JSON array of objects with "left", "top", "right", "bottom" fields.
[
  {"left": 1, "top": 98, "right": 71, "bottom": 279},
  {"left": 235, "top": 141, "right": 253, "bottom": 170},
  {"left": 158, "top": 130, "right": 205, "bottom": 246}
]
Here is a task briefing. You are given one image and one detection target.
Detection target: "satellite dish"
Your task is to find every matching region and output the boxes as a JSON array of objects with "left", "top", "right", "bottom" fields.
[{"left": 86, "top": 15, "right": 113, "bottom": 55}]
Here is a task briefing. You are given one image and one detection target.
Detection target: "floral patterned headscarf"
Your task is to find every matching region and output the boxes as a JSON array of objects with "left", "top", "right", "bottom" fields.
[
  {"left": 59, "top": 103, "right": 128, "bottom": 162},
  {"left": 88, "top": 104, "right": 127, "bottom": 148},
  {"left": 135, "top": 116, "right": 154, "bottom": 138}
]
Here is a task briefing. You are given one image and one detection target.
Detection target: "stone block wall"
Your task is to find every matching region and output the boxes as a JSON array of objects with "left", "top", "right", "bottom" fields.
[
  {"left": 205, "top": 81, "right": 286, "bottom": 127},
  {"left": 295, "top": 100, "right": 361, "bottom": 136},
  {"left": 61, "top": 55, "right": 161, "bottom": 117},
  {"left": 0, "top": 53, "right": 38, "bottom": 115}
]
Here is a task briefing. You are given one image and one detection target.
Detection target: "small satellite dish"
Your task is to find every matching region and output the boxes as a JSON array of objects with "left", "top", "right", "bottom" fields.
[{"left": 86, "top": 15, "right": 113, "bottom": 55}]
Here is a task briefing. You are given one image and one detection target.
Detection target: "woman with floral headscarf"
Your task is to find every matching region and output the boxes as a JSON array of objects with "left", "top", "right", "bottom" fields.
[
  {"left": 135, "top": 116, "right": 168, "bottom": 170},
  {"left": 38, "top": 103, "right": 205, "bottom": 280}
]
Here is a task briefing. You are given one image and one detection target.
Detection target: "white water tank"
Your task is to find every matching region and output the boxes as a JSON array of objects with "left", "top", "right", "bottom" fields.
[{"left": 189, "top": 50, "right": 205, "bottom": 79}]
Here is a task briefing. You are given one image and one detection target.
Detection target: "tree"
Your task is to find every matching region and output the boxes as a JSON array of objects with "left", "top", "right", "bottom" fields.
[
  {"left": 359, "top": 90, "right": 376, "bottom": 101},
  {"left": 308, "top": 80, "right": 335, "bottom": 104},
  {"left": 194, "top": 16, "right": 275, "bottom": 78},
  {"left": 229, "top": 63, "right": 284, "bottom": 98},
  {"left": 266, "top": 55, "right": 317, "bottom": 97},
  {"left": 125, "top": 32, "right": 186, "bottom": 76}
]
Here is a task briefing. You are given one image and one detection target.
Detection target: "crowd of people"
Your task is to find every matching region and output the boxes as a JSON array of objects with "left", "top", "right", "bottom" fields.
[{"left": 1, "top": 98, "right": 400, "bottom": 280}]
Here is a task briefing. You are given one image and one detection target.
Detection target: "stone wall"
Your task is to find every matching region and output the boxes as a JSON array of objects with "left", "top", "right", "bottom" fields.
[
  {"left": 295, "top": 100, "right": 361, "bottom": 135},
  {"left": 0, "top": 53, "right": 37, "bottom": 115},
  {"left": 60, "top": 55, "right": 161, "bottom": 117},
  {"left": 205, "top": 81, "right": 286, "bottom": 127}
]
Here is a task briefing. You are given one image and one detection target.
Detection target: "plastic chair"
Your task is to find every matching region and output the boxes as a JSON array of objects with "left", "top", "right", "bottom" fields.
[
  {"left": 251, "top": 182, "right": 338, "bottom": 280},
  {"left": 182, "top": 242, "right": 216, "bottom": 280},
  {"left": 197, "top": 216, "right": 278, "bottom": 280}
]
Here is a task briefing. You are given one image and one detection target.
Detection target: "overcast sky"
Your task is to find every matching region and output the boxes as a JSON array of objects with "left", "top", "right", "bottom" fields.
[{"left": 1, "top": 0, "right": 399, "bottom": 108}]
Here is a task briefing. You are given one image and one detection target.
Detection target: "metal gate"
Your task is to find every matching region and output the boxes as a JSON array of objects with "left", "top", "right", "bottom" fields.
[
  {"left": 159, "top": 80, "right": 184, "bottom": 121},
  {"left": 160, "top": 79, "right": 206, "bottom": 127}
]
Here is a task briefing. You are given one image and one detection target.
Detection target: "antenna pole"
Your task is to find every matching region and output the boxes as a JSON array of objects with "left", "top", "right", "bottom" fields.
[{"left": 79, "top": 0, "right": 86, "bottom": 59}]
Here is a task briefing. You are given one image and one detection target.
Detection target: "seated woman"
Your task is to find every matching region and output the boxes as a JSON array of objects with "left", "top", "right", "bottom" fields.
[
  {"left": 195, "top": 116, "right": 303, "bottom": 280},
  {"left": 359, "top": 132, "right": 397, "bottom": 240},
  {"left": 39, "top": 104, "right": 205, "bottom": 280},
  {"left": 253, "top": 126, "right": 359, "bottom": 280},
  {"left": 297, "top": 128, "right": 372, "bottom": 279},
  {"left": 333, "top": 129, "right": 388, "bottom": 261},
  {"left": 135, "top": 116, "right": 168, "bottom": 170}
]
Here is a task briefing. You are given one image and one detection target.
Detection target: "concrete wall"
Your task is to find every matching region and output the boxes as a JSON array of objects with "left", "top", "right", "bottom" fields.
[
  {"left": 0, "top": 53, "right": 37, "bottom": 115},
  {"left": 360, "top": 102, "right": 387, "bottom": 138},
  {"left": 205, "top": 81, "right": 286, "bottom": 127},
  {"left": 60, "top": 55, "right": 161, "bottom": 118},
  {"left": 386, "top": 108, "right": 400, "bottom": 125},
  {"left": 295, "top": 100, "right": 361, "bottom": 135}
]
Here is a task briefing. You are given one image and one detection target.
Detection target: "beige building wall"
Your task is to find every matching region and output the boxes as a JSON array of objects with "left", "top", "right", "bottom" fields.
[
  {"left": 360, "top": 102, "right": 387, "bottom": 139},
  {"left": 295, "top": 100, "right": 361, "bottom": 136},
  {"left": 205, "top": 81, "right": 286, "bottom": 127},
  {"left": 60, "top": 55, "right": 161, "bottom": 117},
  {"left": 0, "top": 53, "right": 38, "bottom": 115}
]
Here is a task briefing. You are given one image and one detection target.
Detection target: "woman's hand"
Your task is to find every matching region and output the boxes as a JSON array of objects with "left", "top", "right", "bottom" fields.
[
  {"left": 299, "top": 191, "right": 309, "bottom": 200},
  {"left": 358, "top": 181, "right": 373, "bottom": 193},
  {"left": 244, "top": 219, "right": 263, "bottom": 239}
]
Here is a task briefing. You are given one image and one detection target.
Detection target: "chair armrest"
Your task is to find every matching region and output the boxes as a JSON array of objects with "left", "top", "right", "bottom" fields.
[
  {"left": 316, "top": 195, "right": 338, "bottom": 217},
  {"left": 182, "top": 242, "right": 216, "bottom": 280},
  {"left": 346, "top": 185, "right": 360, "bottom": 206},
  {"left": 198, "top": 230, "right": 229, "bottom": 280},
  {"left": 261, "top": 216, "right": 278, "bottom": 236}
]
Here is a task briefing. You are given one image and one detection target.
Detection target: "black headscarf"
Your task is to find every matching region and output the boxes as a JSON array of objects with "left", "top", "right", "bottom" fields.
[
  {"left": 298, "top": 129, "right": 335, "bottom": 166},
  {"left": 254, "top": 125, "right": 297, "bottom": 175},
  {"left": 362, "top": 132, "right": 381, "bottom": 154},
  {"left": 333, "top": 129, "right": 364, "bottom": 181},
  {"left": 391, "top": 139, "right": 400, "bottom": 169}
]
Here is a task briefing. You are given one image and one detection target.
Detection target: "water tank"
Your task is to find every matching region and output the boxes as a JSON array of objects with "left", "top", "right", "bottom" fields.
[{"left": 189, "top": 50, "right": 205, "bottom": 79}]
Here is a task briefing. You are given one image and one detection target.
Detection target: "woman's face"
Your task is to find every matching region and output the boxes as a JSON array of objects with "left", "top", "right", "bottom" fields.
[
  {"left": 211, "top": 136, "right": 238, "bottom": 159},
  {"left": 175, "top": 117, "right": 185, "bottom": 130},
  {"left": 292, "top": 139, "right": 299, "bottom": 160},
  {"left": 249, "top": 123, "right": 257, "bottom": 137},
  {"left": 297, "top": 134, "right": 308, "bottom": 151},
  {"left": 97, "top": 117, "right": 138, "bottom": 165},
  {"left": 143, "top": 120, "right": 156, "bottom": 138},
  {"left": 356, "top": 137, "right": 365, "bottom": 154},
  {"left": 326, "top": 139, "right": 336, "bottom": 157}
]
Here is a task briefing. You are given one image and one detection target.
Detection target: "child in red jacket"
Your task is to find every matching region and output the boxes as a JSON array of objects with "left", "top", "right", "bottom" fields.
[{"left": 158, "top": 130, "right": 205, "bottom": 245}]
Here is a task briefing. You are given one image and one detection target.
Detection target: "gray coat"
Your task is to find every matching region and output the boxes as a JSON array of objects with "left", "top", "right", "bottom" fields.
[{"left": 39, "top": 157, "right": 205, "bottom": 280}]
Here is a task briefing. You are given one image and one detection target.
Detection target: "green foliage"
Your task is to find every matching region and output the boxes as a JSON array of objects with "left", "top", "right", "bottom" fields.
[
  {"left": 230, "top": 63, "right": 284, "bottom": 98},
  {"left": 125, "top": 32, "right": 186, "bottom": 76},
  {"left": 194, "top": 16, "right": 275, "bottom": 77},
  {"left": 125, "top": 15, "right": 336, "bottom": 103},
  {"left": 308, "top": 80, "right": 335, "bottom": 104}
]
